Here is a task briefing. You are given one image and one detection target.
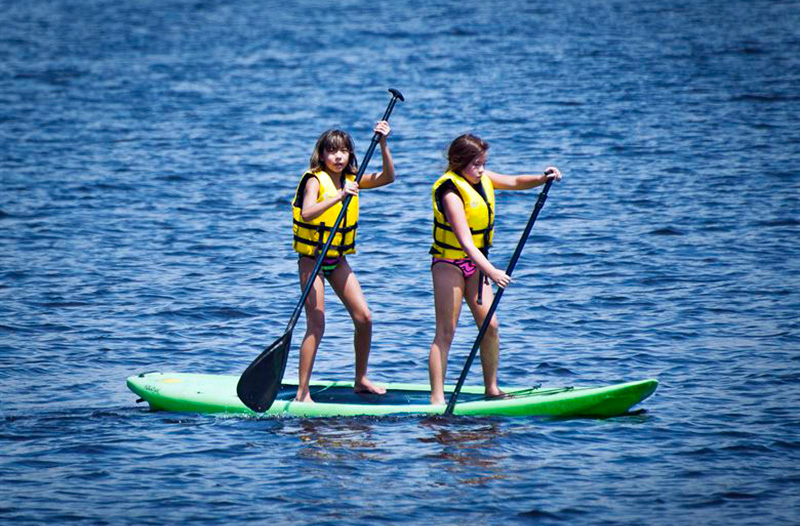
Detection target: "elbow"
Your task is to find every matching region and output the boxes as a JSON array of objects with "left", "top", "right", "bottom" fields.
[
  {"left": 374, "top": 171, "right": 395, "bottom": 187},
  {"left": 459, "top": 239, "right": 478, "bottom": 256}
]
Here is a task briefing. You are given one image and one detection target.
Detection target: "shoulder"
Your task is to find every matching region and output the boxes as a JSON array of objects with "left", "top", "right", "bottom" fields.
[
  {"left": 294, "top": 172, "right": 321, "bottom": 206},
  {"left": 304, "top": 170, "right": 336, "bottom": 189},
  {"left": 433, "top": 172, "right": 460, "bottom": 192},
  {"left": 439, "top": 180, "right": 458, "bottom": 195},
  {"left": 434, "top": 179, "right": 458, "bottom": 197},
  {"left": 300, "top": 171, "right": 321, "bottom": 186},
  {"left": 297, "top": 172, "right": 321, "bottom": 199},
  {"left": 434, "top": 180, "right": 463, "bottom": 215}
]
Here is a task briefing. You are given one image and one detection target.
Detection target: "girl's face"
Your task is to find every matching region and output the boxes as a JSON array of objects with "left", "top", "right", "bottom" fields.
[
  {"left": 323, "top": 146, "right": 350, "bottom": 176},
  {"left": 461, "top": 152, "right": 487, "bottom": 183}
]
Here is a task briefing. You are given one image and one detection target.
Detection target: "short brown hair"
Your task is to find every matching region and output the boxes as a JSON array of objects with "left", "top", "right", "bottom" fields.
[
  {"left": 447, "top": 134, "right": 489, "bottom": 175},
  {"left": 309, "top": 129, "right": 358, "bottom": 174}
]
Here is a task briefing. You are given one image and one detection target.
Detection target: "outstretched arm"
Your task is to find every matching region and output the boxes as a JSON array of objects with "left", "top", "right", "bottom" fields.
[
  {"left": 487, "top": 166, "right": 561, "bottom": 190},
  {"left": 359, "top": 121, "right": 395, "bottom": 189}
]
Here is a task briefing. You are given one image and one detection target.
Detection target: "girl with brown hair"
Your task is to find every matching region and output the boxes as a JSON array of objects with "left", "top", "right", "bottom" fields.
[
  {"left": 291, "top": 122, "right": 394, "bottom": 402},
  {"left": 428, "top": 134, "right": 561, "bottom": 404}
]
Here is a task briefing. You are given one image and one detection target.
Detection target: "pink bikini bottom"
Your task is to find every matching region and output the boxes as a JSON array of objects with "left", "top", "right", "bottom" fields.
[{"left": 431, "top": 257, "right": 478, "bottom": 279}]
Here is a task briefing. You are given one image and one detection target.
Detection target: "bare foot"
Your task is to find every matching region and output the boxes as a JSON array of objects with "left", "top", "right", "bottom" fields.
[
  {"left": 485, "top": 387, "right": 507, "bottom": 399},
  {"left": 430, "top": 395, "right": 445, "bottom": 405},
  {"left": 354, "top": 377, "right": 386, "bottom": 395},
  {"left": 294, "top": 389, "right": 314, "bottom": 403}
]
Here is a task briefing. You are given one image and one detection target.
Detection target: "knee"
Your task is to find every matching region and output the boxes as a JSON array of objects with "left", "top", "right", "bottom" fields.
[
  {"left": 435, "top": 324, "right": 456, "bottom": 347},
  {"left": 484, "top": 316, "right": 500, "bottom": 340},
  {"left": 306, "top": 313, "right": 325, "bottom": 338},
  {"left": 353, "top": 308, "right": 372, "bottom": 331}
]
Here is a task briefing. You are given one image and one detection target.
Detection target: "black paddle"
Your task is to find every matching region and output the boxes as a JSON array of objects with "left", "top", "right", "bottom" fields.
[
  {"left": 444, "top": 177, "right": 554, "bottom": 416},
  {"left": 237, "top": 88, "right": 404, "bottom": 413}
]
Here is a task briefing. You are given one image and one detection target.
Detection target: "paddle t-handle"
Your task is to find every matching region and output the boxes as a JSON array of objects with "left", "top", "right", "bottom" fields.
[
  {"left": 236, "top": 88, "right": 404, "bottom": 413},
  {"left": 444, "top": 178, "right": 554, "bottom": 416}
]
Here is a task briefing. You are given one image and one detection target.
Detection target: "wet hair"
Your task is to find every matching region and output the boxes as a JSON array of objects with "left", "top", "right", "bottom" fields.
[
  {"left": 309, "top": 129, "right": 358, "bottom": 174},
  {"left": 447, "top": 133, "right": 489, "bottom": 175}
]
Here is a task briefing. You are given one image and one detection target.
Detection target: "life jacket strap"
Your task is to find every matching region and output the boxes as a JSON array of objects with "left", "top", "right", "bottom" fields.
[
  {"left": 293, "top": 218, "right": 358, "bottom": 234},
  {"left": 431, "top": 238, "right": 464, "bottom": 251},
  {"left": 433, "top": 219, "right": 492, "bottom": 235},
  {"left": 293, "top": 235, "right": 356, "bottom": 254}
]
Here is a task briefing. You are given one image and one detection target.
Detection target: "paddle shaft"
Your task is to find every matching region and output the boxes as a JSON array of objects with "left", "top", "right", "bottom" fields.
[
  {"left": 286, "top": 90, "right": 403, "bottom": 332},
  {"left": 444, "top": 178, "right": 553, "bottom": 416}
]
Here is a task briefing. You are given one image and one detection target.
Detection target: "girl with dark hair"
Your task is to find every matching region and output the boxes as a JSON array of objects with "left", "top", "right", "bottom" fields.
[
  {"left": 291, "top": 121, "right": 394, "bottom": 402},
  {"left": 428, "top": 133, "right": 562, "bottom": 404}
]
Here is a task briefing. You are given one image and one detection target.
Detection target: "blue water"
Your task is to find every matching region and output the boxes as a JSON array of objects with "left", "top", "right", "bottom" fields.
[{"left": 2, "top": 0, "right": 799, "bottom": 523}]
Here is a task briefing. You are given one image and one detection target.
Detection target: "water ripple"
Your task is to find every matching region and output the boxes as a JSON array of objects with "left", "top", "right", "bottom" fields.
[{"left": 2, "top": 0, "right": 799, "bottom": 524}]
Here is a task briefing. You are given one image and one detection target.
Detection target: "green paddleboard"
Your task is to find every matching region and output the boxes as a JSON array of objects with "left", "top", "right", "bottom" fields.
[{"left": 127, "top": 372, "right": 657, "bottom": 418}]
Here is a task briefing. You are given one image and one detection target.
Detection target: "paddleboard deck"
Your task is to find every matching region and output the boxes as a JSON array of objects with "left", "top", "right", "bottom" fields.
[{"left": 127, "top": 372, "right": 658, "bottom": 418}]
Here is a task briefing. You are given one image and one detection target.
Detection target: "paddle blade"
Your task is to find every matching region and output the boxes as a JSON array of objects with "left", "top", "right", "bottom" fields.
[{"left": 236, "top": 331, "right": 292, "bottom": 412}]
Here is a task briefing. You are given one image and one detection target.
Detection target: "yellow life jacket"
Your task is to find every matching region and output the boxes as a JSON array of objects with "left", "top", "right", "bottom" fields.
[
  {"left": 292, "top": 170, "right": 359, "bottom": 257},
  {"left": 430, "top": 171, "right": 495, "bottom": 259}
]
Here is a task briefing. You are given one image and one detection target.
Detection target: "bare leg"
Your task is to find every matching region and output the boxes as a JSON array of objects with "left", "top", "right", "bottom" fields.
[
  {"left": 328, "top": 258, "right": 385, "bottom": 395},
  {"left": 464, "top": 273, "right": 503, "bottom": 398},
  {"left": 296, "top": 257, "right": 326, "bottom": 402},
  {"left": 429, "top": 263, "right": 465, "bottom": 405}
]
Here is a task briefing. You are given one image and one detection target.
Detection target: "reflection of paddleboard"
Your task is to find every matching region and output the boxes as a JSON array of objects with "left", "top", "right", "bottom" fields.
[{"left": 128, "top": 372, "right": 657, "bottom": 418}]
